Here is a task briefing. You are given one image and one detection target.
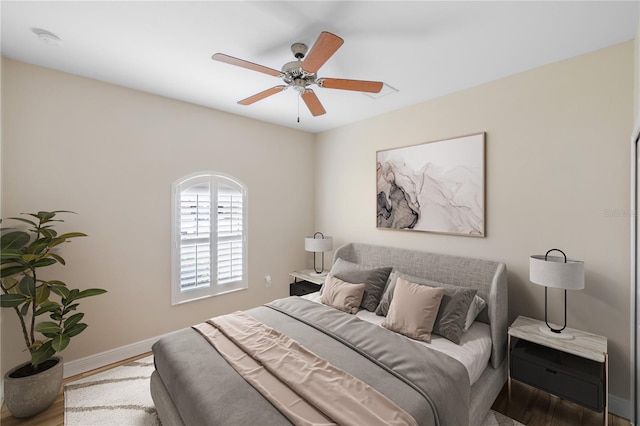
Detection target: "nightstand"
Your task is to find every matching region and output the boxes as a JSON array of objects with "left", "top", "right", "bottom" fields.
[
  {"left": 508, "top": 316, "right": 608, "bottom": 425},
  {"left": 289, "top": 269, "right": 326, "bottom": 296}
]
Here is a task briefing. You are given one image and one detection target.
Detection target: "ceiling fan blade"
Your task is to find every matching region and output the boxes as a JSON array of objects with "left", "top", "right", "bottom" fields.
[
  {"left": 302, "top": 31, "right": 344, "bottom": 73},
  {"left": 212, "top": 53, "right": 282, "bottom": 77},
  {"left": 318, "top": 78, "right": 383, "bottom": 93},
  {"left": 301, "top": 89, "right": 326, "bottom": 116},
  {"left": 238, "top": 86, "right": 287, "bottom": 105}
]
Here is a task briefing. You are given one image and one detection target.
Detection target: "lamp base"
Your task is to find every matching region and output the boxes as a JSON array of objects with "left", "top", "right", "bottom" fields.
[
  {"left": 538, "top": 325, "right": 575, "bottom": 340},
  {"left": 310, "top": 271, "right": 328, "bottom": 277}
]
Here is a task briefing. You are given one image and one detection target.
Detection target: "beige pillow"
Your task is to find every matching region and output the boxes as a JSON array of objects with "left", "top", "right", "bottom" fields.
[
  {"left": 381, "top": 277, "right": 444, "bottom": 343},
  {"left": 320, "top": 274, "right": 366, "bottom": 314}
]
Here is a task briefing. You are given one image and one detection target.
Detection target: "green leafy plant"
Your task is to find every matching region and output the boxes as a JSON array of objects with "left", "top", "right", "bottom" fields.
[{"left": 0, "top": 211, "right": 106, "bottom": 371}]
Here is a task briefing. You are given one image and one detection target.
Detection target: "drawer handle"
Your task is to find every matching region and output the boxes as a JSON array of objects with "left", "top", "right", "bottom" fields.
[{"left": 546, "top": 368, "right": 557, "bottom": 374}]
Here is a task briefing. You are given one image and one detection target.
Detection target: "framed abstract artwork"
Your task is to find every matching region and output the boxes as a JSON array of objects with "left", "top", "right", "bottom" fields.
[{"left": 376, "top": 132, "right": 485, "bottom": 237}]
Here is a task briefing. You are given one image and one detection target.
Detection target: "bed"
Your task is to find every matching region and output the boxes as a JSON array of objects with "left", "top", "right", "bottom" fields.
[{"left": 151, "top": 242, "right": 508, "bottom": 426}]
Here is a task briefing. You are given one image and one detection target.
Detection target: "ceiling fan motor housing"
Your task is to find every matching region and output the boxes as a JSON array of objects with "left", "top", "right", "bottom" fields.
[{"left": 282, "top": 60, "right": 317, "bottom": 90}]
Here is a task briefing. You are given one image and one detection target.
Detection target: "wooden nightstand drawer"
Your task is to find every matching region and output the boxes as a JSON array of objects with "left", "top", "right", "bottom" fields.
[{"left": 511, "top": 340, "right": 604, "bottom": 411}]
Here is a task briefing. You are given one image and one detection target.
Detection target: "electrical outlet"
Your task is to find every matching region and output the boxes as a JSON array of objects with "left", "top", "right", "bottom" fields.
[{"left": 265, "top": 275, "right": 272, "bottom": 288}]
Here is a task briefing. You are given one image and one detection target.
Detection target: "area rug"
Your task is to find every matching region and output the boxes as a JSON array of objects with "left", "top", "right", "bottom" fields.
[
  {"left": 64, "top": 355, "right": 160, "bottom": 426},
  {"left": 64, "top": 355, "right": 523, "bottom": 425},
  {"left": 483, "top": 409, "right": 525, "bottom": 426}
]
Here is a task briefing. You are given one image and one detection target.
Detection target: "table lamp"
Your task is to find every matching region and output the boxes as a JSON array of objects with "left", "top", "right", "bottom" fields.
[
  {"left": 305, "top": 232, "right": 333, "bottom": 276},
  {"left": 529, "top": 248, "right": 584, "bottom": 340}
]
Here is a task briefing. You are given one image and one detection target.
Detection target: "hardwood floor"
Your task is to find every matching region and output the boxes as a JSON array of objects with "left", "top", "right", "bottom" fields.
[
  {"left": 492, "top": 380, "right": 630, "bottom": 426},
  {"left": 1, "top": 355, "right": 633, "bottom": 426}
]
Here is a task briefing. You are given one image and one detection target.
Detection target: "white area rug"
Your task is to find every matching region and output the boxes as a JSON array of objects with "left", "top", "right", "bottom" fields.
[
  {"left": 64, "top": 355, "right": 160, "bottom": 426},
  {"left": 64, "top": 355, "right": 523, "bottom": 426}
]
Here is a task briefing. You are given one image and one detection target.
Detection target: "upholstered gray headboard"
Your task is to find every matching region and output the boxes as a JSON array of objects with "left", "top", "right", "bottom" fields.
[{"left": 333, "top": 243, "right": 508, "bottom": 368}]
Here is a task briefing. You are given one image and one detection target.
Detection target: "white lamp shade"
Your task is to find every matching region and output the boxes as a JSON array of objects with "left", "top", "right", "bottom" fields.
[
  {"left": 529, "top": 255, "right": 584, "bottom": 290},
  {"left": 305, "top": 236, "right": 333, "bottom": 252}
]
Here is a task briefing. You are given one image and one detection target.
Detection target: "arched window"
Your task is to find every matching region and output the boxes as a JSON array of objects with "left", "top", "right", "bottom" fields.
[{"left": 171, "top": 172, "right": 247, "bottom": 305}]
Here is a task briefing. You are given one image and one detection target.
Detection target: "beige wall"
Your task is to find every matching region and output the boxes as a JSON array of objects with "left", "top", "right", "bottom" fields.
[
  {"left": 315, "top": 42, "right": 633, "bottom": 400},
  {"left": 636, "top": 23, "right": 640, "bottom": 130},
  {"left": 0, "top": 59, "right": 315, "bottom": 374}
]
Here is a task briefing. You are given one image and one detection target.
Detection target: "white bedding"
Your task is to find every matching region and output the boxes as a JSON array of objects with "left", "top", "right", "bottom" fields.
[{"left": 302, "top": 292, "right": 492, "bottom": 385}]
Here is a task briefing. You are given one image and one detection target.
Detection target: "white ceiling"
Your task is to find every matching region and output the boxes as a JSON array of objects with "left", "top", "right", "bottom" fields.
[{"left": 1, "top": 1, "right": 638, "bottom": 134}]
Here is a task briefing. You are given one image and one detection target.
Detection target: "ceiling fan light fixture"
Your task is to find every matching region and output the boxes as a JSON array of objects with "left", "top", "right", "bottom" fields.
[{"left": 292, "top": 79, "right": 307, "bottom": 92}]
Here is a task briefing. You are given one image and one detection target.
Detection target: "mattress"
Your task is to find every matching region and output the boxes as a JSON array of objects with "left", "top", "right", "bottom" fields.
[{"left": 302, "top": 291, "right": 492, "bottom": 385}]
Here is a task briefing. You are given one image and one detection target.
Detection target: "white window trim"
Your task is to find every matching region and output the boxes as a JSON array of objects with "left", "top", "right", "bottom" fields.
[{"left": 171, "top": 171, "right": 248, "bottom": 305}]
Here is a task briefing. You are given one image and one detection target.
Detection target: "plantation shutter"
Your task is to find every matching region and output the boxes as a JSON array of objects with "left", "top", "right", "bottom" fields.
[
  {"left": 217, "top": 184, "right": 243, "bottom": 284},
  {"left": 179, "top": 185, "right": 211, "bottom": 291}
]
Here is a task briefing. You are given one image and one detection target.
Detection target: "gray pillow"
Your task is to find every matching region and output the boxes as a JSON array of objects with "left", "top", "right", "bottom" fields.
[
  {"left": 329, "top": 258, "right": 392, "bottom": 312},
  {"left": 432, "top": 286, "right": 477, "bottom": 344},
  {"left": 376, "top": 270, "right": 477, "bottom": 344}
]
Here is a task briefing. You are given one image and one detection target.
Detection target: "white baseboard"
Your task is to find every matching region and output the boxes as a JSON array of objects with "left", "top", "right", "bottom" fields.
[
  {"left": 609, "top": 394, "right": 631, "bottom": 420},
  {"left": 62, "top": 333, "right": 168, "bottom": 379}
]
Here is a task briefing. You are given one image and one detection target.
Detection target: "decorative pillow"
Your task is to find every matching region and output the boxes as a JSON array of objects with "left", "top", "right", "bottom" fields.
[
  {"left": 375, "top": 270, "right": 442, "bottom": 317},
  {"left": 463, "top": 295, "right": 487, "bottom": 331},
  {"left": 381, "top": 277, "right": 444, "bottom": 343},
  {"left": 432, "top": 286, "right": 478, "bottom": 344},
  {"left": 376, "top": 270, "right": 478, "bottom": 344},
  {"left": 320, "top": 274, "right": 366, "bottom": 314},
  {"left": 329, "top": 258, "right": 392, "bottom": 312}
]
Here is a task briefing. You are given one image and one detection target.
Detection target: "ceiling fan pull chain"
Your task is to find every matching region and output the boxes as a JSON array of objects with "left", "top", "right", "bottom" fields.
[{"left": 297, "top": 92, "right": 300, "bottom": 123}]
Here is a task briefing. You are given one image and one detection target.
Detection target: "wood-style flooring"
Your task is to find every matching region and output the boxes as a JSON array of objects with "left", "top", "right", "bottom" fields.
[
  {"left": 1, "top": 354, "right": 632, "bottom": 426},
  {"left": 492, "top": 380, "right": 630, "bottom": 426}
]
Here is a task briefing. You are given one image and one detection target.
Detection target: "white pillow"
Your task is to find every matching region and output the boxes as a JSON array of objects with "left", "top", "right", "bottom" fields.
[{"left": 463, "top": 295, "right": 487, "bottom": 331}]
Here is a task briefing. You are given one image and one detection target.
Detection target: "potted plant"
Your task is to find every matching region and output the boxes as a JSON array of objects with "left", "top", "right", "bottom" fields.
[{"left": 0, "top": 210, "right": 107, "bottom": 418}]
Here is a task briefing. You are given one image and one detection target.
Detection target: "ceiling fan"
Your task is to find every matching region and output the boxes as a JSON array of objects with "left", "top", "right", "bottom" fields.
[{"left": 212, "top": 31, "right": 383, "bottom": 118}]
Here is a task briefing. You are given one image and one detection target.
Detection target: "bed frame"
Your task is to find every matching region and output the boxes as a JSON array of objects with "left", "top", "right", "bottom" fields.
[{"left": 151, "top": 242, "right": 508, "bottom": 426}]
